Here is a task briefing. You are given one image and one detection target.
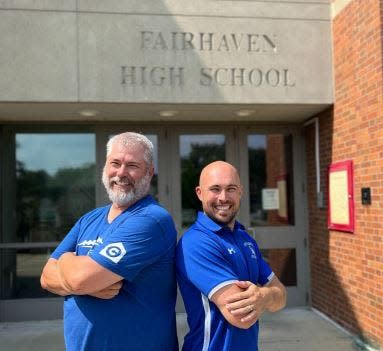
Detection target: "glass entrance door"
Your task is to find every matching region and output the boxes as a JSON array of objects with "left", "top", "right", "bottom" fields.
[
  {"left": 100, "top": 126, "right": 308, "bottom": 307},
  {"left": 171, "top": 126, "right": 308, "bottom": 306},
  {"left": 0, "top": 124, "right": 308, "bottom": 321},
  {"left": 237, "top": 127, "right": 308, "bottom": 306},
  {"left": 0, "top": 130, "right": 96, "bottom": 320}
]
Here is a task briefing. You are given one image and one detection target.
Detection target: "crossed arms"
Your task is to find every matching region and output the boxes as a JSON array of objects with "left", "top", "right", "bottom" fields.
[
  {"left": 42, "top": 253, "right": 286, "bottom": 327},
  {"left": 40, "top": 253, "right": 123, "bottom": 299},
  {"left": 210, "top": 276, "right": 286, "bottom": 329}
]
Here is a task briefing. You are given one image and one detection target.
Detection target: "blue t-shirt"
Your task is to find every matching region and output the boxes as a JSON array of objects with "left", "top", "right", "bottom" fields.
[
  {"left": 51, "top": 195, "right": 178, "bottom": 351},
  {"left": 176, "top": 212, "right": 274, "bottom": 351}
]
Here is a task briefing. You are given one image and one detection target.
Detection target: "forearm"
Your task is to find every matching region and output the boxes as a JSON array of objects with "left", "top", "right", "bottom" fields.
[
  {"left": 225, "top": 279, "right": 286, "bottom": 324},
  {"left": 58, "top": 252, "right": 123, "bottom": 295},
  {"left": 212, "top": 284, "right": 256, "bottom": 329},
  {"left": 57, "top": 252, "right": 92, "bottom": 294},
  {"left": 261, "top": 281, "right": 287, "bottom": 312},
  {"left": 40, "top": 258, "right": 72, "bottom": 296}
]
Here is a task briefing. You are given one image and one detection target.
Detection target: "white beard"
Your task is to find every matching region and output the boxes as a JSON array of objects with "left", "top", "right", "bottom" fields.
[{"left": 102, "top": 170, "right": 151, "bottom": 207}]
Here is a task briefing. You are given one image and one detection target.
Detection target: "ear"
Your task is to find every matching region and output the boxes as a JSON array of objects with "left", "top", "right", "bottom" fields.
[
  {"left": 148, "top": 166, "right": 155, "bottom": 178},
  {"left": 195, "top": 186, "right": 203, "bottom": 201},
  {"left": 239, "top": 185, "right": 244, "bottom": 198}
]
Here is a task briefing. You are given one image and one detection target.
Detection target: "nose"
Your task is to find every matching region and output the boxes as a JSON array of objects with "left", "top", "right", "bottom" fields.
[
  {"left": 217, "top": 190, "right": 228, "bottom": 202},
  {"left": 116, "top": 165, "right": 128, "bottom": 178}
]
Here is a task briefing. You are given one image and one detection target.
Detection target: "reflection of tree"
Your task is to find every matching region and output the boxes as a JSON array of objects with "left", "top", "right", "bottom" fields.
[
  {"left": 16, "top": 160, "right": 49, "bottom": 242},
  {"left": 16, "top": 162, "right": 95, "bottom": 242},
  {"left": 181, "top": 143, "right": 225, "bottom": 226},
  {"left": 249, "top": 148, "right": 266, "bottom": 214},
  {"left": 48, "top": 165, "right": 95, "bottom": 239}
]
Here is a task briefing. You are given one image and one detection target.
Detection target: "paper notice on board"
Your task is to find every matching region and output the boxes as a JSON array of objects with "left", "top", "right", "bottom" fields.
[
  {"left": 329, "top": 170, "right": 349, "bottom": 224},
  {"left": 262, "top": 188, "right": 279, "bottom": 210}
]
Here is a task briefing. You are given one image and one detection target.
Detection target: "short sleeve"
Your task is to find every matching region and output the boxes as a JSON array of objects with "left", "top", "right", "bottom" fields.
[
  {"left": 50, "top": 220, "right": 81, "bottom": 260},
  {"left": 252, "top": 240, "right": 274, "bottom": 286},
  {"left": 89, "top": 215, "right": 176, "bottom": 281},
  {"left": 176, "top": 231, "right": 238, "bottom": 298}
]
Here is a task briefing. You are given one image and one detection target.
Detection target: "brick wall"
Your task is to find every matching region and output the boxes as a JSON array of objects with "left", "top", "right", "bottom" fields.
[{"left": 305, "top": 0, "right": 383, "bottom": 348}]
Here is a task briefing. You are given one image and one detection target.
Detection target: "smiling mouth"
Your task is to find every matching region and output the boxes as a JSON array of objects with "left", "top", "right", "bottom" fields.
[
  {"left": 113, "top": 182, "right": 133, "bottom": 189},
  {"left": 215, "top": 205, "right": 231, "bottom": 211}
]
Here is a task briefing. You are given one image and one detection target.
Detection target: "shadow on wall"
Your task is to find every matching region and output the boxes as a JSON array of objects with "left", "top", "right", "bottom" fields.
[{"left": 304, "top": 108, "right": 367, "bottom": 347}]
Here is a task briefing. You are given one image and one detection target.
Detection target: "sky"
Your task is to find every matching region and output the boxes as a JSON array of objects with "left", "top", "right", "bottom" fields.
[
  {"left": 16, "top": 133, "right": 159, "bottom": 175},
  {"left": 16, "top": 134, "right": 95, "bottom": 175},
  {"left": 16, "top": 133, "right": 265, "bottom": 175}
]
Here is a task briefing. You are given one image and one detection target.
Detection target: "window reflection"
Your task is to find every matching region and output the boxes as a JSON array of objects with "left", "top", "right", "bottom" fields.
[
  {"left": 0, "top": 247, "right": 57, "bottom": 299},
  {"left": 180, "top": 134, "right": 225, "bottom": 228},
  {"left": 261, "top": 248, "right": 297, "bottom": 286},
  {"left": 0, "top": 248, "right": 57, "bottom": 299},
  {"left": 15, "top": 134, "right": 96, "bottom": 242},
  {"left": 248, "top": 134, "right": 294, "bottom": 226}
]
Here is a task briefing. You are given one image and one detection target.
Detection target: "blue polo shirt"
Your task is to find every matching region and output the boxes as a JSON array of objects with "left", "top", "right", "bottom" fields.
[
  {"left": 176, "top": 212, "right": 274, "bottom": 351},
  {"left": 51, "top": 195, "right": 178, "bottom": 351}
]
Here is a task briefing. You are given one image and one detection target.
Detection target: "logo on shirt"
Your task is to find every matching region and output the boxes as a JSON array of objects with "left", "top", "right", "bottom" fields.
[
  {"left": 99, "top": 242, "right": 126, "bottom": 263},
  {"left": 227, "top": 247, "right": 236, "bottom": 255},
  {"left": 244, "top": 242, "right": 257, "bottom": 259},
  {"left": 78, "top": 237, "right": 103, "bottom": 248}
]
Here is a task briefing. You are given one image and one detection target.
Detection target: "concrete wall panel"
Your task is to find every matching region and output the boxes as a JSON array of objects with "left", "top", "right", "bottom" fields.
[
  {"left": 77, "top": 0, "right": 331, "bottom": 20},
  {"left": 0, "top": 2, "right": 333, "bottom": 105},
  {"left": 78, "top": 12, "right": 333, "bottom": 104},
  {"left": 0, "top": 10, "right": 78, "bottom": 101},
  {"left": 0, "top": 0, "right": 76, "bottom": 11}
]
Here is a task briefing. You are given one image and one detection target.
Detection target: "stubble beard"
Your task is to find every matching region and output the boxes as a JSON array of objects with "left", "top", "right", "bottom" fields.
[{"left": 206, "top": 205, "right": 238, "bottom": 228}]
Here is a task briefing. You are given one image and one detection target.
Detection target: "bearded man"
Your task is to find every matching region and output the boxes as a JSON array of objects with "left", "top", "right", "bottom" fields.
[{"left": 41, "top": 132, "right": 178, "bottom": 351}]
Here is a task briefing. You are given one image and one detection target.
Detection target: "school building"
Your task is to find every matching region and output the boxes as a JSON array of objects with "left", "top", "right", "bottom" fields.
[{"left": 0, "top": 0, "right": 382, "bottom": 349}]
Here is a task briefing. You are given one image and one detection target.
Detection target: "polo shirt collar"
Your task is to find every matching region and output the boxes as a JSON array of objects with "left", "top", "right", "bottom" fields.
[{"left": 196, "top": 211, "right": 244, "bottom": 234}]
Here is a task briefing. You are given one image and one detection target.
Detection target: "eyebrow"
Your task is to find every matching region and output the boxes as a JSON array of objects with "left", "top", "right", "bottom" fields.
[
  {"left": 208, "top": 184, "right": 240, "bottom": 188},
  {"left": 109, "top": 159, "right": 143, "bottom": 166}
]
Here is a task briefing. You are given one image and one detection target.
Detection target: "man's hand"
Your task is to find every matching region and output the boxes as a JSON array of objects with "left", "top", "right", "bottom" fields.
[
  {"left": 225, "top": 278, "right": 286, "bottom": 322},
  {"left": 89, "top": 281, "right": 123, "bottom": 299},
  {"left": 225, "top": 281, "right": 267, "bottom": 323}
]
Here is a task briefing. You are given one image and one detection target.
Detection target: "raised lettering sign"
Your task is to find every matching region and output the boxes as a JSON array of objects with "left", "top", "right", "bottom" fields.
[{"left": 120, "top": 30, "right": 296, "bottom": 89}]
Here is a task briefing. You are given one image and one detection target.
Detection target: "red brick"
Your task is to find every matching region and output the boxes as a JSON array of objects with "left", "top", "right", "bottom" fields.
[{"left": 305, "top": 0, "right": 383, "bottom": 347}]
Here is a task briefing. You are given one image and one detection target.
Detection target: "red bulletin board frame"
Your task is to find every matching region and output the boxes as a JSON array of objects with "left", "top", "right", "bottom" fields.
[{"left": 327, "top": 160, "right": 355, "bottom": 233}]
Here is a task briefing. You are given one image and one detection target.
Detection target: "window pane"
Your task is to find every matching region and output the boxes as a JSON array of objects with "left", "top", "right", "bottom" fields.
[
  {"left": 180, "top": 134, "right": 225, "bottom": 228},
  {"left": 0, "top": 247, "right": 57, "bottom": 299},
  {"left": 261, "top": 248, "right": 297, "bottom": 286},
  {"left": 15, "top": 133, "right": 96, "bottom": 242},
  {"left": 248, "top": 134, "right": 294, "bottom": 226}
]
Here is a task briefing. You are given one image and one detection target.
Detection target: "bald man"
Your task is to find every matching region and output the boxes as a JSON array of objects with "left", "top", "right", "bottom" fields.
[{"left": 176, "top": 161, "right": 286, "bottom": 351}]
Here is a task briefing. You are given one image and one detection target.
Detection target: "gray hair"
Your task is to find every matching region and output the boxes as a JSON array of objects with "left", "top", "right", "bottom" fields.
[{"left": 106, "top": 132, "right": 154, "bottom": 167}]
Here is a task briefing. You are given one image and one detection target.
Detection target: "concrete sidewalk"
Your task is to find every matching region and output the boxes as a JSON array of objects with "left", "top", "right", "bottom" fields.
[
  {"left": 0, "top": 307, "right": 358, "bottom": 351},
  {"left": 259, "top": 308, "right": 358, "bottom": 351}
]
